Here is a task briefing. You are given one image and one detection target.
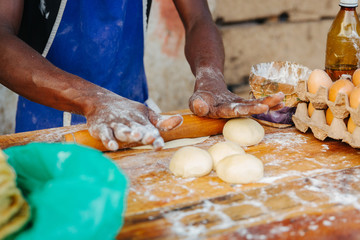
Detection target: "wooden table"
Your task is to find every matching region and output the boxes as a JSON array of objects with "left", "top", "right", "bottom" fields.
[{"left": 1, "top": 124, "right": 360, "bottom": 239}]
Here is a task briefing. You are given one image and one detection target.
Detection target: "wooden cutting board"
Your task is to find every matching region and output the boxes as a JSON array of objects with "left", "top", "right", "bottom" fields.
[{"left": 111, "top": 127, "right": 360, "bottom": 239}]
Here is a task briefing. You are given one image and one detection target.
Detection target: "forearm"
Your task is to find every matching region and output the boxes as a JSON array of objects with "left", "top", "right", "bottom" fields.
[
  {"left": 173, "top": 0, "right": 226, "bottom": 91},
  {"left": 184, "top": 19, "right": 227, "bottom": 92},
  {"left": 184, "top": 18, "right": 225, "bottom": 76},
  {"left": 0, "top": 29, "right": 103, "bottom": 116}
]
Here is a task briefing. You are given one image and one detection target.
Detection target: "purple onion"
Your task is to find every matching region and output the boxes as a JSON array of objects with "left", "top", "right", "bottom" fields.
[{"left": 252, "top": 106, "right": 296, "bottom": 125}]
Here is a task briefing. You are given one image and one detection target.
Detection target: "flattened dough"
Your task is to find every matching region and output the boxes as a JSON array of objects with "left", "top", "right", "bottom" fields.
[{"left": 132, "top": 136, "right": 209, "bottom": 150}]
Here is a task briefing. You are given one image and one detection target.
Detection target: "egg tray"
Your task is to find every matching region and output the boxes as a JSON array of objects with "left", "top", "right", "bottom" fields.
[{"left": 292, "top": 78, "right": 360, "bottom": 148}]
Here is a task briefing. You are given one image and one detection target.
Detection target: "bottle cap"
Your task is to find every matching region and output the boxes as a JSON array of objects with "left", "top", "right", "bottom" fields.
[{"left": 340, "top": 0, "right": 358, "bottom": 7}]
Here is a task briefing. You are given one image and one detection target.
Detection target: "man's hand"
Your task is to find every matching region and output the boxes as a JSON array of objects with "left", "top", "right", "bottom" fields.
[
  {"left": 189, "top": 67, "right": 285, "bottom": 118},
  {"left": 86, "top": 92, "right": 183, "bottom": 151}
]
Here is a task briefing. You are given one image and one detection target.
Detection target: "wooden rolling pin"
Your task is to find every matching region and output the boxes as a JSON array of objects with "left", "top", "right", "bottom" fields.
[{"left": 64, "top": 113, "right": 228, "bottom": 151}]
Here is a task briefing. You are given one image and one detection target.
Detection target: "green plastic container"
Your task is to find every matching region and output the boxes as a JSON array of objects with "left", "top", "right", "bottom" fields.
[{"left": 4, "top": 143, "right": 128, "bottom": 240}]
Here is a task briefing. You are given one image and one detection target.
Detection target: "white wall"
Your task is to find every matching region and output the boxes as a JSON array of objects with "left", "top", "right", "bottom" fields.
[{"left": 0, "top": 87, "right": 17, "bottom": 134}]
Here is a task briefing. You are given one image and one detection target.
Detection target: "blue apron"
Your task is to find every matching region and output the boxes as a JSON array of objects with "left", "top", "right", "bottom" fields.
[{"left": 16, "top": 0, "right": 148, "bottom": 132}]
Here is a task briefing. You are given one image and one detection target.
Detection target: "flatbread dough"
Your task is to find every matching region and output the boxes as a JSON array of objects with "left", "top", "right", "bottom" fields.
[{"left": 132, "top": 136, "right": 210, "bottom": 150}]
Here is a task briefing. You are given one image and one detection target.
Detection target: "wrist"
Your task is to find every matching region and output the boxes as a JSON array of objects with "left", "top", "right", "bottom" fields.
[{"left": 194, "top": 67, "right": 226, "bottom": 91}]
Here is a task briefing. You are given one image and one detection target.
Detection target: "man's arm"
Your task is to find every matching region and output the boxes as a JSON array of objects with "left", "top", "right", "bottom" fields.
[
  {"left": 173, "top": 0, "right": 284, "bottom": 118},
  {"left": 0, "top": 0, "right": 182, "bottom": 151},
  {"left": 0, "top": 0, "right": 99, "bottom": 116}
]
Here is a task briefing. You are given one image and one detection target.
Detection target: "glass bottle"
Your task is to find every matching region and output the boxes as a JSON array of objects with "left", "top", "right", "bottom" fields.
[{"left": 325, "top": 0, "right": 360, "bottom": 81}]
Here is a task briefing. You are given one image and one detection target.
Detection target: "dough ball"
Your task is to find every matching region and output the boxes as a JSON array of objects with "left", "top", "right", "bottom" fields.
[
  {"left": 169, "top": 146, "right": 213, "bottom": 178},
  {"left": 216, "top": 154, "right": 264, "bottom": 184},
  {"left": 223, "top": 118, "right": 264, "bottom": 146},
  {"left": 208, "top": 141, "right": 245, "bottom": 170}
]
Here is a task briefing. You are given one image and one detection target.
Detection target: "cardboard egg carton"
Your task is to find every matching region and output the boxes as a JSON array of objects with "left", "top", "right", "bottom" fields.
[{"left": 292, "top": 78, "right": 360, "bottom": 148}]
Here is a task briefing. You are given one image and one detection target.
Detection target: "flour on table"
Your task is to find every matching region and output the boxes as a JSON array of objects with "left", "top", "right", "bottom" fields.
[{"left": 262, "top": 132, "right": 308, "bottom": 151}]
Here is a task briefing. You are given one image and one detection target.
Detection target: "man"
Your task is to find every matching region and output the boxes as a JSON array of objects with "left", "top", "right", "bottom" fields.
[{"left": 0, "top": 0, "right": 284, "bottom": 151}]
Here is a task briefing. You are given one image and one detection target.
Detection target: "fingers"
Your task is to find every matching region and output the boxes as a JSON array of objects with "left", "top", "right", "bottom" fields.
[
  {"left": 235, "top": 92, "right": 285, "bottom": 106},
  {"left": 258, "top": 92, "right": 285, "bottom": 108},
  {"left": 214, "top": 102, "right": 270, "bottom": 118},
  {"left": 90, "top": 121, "right": 164, "bottom": 151},
  {"left": 89, "top": 124, "right": 119, "bottom": 151},
  {"left": 112, "top": 124, "right": 132, "bottom": 142},
  {"left": 214, "top": 99, "right": 286, "bottom": 118},
  {"left": 189, "top": 90, "right": 216, "bottom": 117},
  {"left": 148, "top": 110, "right": 183, "bottom": 131},
  {"left": 269, "top": 102, "right": 285, "bottom": 111},
  {"left": 152, "top": 137, "right": 165, "bottom": 151},
  {"left": 189, "top": 96, "right": 210, "bottom": 117},
  {"left": 113, "top": 122, "right": 161, "bottom": 145},
  {"left": 189, "top": 89, "right": 285, "bottom": 118}
]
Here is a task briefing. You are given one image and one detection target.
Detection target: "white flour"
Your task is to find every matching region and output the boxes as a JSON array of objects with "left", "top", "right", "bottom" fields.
[
  {"left": 163, "top": 168, "right": 360, "bottom": 239},
  {"left": 251, "top": 62, "right": 311, "bottom": 86},
  {"left": 262, "top": 132, "right": 308, "bottom": 151}
]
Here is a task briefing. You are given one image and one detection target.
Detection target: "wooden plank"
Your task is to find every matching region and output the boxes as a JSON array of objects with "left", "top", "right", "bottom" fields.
[
  {"left": 0, "top": 124, "right": 88, "bottom": 149},
  {"left": 117, "top": 159, "right": 360, "bottom": 239},
  {"left": 112, "top": 126, "right": 360, "bottom": 239},
  {"left": 208, "top": 208, "right": 360, "bottom": 239}
]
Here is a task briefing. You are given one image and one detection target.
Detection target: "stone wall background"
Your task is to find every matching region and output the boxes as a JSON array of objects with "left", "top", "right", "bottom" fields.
[{"left": 0, "top": 0, "right": 340, "bottom": 134}]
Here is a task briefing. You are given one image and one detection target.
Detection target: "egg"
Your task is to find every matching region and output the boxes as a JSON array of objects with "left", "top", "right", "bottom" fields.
[
  {"left": 350, "top": 86, "right": 360, "bottom": 109},
  {"left": 307, "top": 69, "right": 333, "bottom": 94},
  {"left": 326, "top": 108, "right": 334, "bottom": 125},
  {"left": 352, "top": 68, "right": 360, "bottom": 87},
  {"left": 348, "top": 116, "right": 357, "bottom": 133},
  {"left": 328, "top": 78, "right": 354, "bottom": 102},
  {"left": 308, "top": 102, "right": 315, "bottom": 117}
]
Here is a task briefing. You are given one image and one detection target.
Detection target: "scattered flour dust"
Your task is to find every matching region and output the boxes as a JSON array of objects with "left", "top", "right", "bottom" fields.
[
  {"left": 163, "top": 167, "right": 360, "bottom": 240},
  {"left": 165, "top": 200, "right": 236, "bottom": 239},
  {"left": 262, "top": 132, "right": 307, "bottom": 150},
  {"left": 321, "top": 144, "right": 329, "bottom": 152},
  {"left": 119, "top": 132, "right": 360, "bottom": 239},
  {"left": 258, "top": 132, "right": 326, "bottom": 183},
  {"left": 251, "top": 61, "right": 311, "bottom": 86}
]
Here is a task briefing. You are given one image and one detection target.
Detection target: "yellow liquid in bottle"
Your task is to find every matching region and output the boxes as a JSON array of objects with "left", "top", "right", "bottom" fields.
[{"left": 325, "top": 6, "right": 360, "bottom": 81}]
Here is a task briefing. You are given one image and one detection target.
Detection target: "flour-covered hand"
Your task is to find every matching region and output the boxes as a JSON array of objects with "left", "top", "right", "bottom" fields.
[
  {"left": 189, "top": 67, "right": 285, "bottom": 118},
  {"left": 85, "top": 92, "right": 183, "bottom": 151}
]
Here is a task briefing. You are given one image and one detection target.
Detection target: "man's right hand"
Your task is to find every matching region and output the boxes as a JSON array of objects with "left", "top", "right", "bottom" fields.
[{"left": 85, "top": 91, "right": 183, "bottom": 151}]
